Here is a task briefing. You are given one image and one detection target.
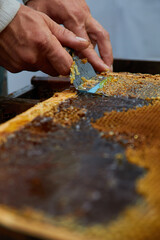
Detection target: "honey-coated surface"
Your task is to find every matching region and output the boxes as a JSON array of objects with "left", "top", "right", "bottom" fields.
[
  {"left": 92, "top": 101, "right": 160, "bottom": 240},
  {"left": 99, "top": 72, "right": 160, "bottom": 100},
  {"left": 0, "top": 71, "right": 160, "bottom": 239},
  {"left": 0, "top": 92, "right": 146, "bottom": 240},
  {"left": 0, "top": 90, "right": 77, "bottom": 144},
  {"left": 80, "top": 72, "right": 160, "bottom": 100}
]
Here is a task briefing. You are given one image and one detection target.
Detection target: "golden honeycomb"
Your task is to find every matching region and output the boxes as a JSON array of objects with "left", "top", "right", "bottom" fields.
[
  {"left": 91, "top": 101, "right": 160, "bottom": 240},
  {"left": 45, "top": 106, "right": 87, "bottom": 127},
  {"left": 78, "top": 72, "right": 160, "bottom": 100},
  {"left": 0, "top": 72, "right": 160, "bottom": 240},
  {"left": 97, "top": 72, "right": 160, "bottom": 100}
]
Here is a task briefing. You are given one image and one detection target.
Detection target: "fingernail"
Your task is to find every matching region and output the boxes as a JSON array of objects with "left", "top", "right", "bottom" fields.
[
  {"left": 103, "top": 64, "right": 110, "bottom": 71},
  {"left": 76, "top": 36, "right": 88, "bottom": 42}
]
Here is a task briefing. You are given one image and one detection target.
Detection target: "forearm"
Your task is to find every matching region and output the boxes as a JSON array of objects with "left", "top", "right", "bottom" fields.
[{"left": 0, "top": 0, "right": 20, "bottom": 32}]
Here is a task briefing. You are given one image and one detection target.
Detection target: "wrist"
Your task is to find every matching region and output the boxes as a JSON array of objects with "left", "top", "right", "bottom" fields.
[{"left": 0, "top": 0, "right": 21, "bottom": 32}]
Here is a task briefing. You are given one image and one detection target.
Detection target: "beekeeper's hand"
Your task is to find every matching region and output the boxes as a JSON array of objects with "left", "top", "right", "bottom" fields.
[
  {"left": 0, "top": 4, "right": 89, "bottom": 75},
  {"left": 27, "top": 0, "right": 113, "bottom": 72}
]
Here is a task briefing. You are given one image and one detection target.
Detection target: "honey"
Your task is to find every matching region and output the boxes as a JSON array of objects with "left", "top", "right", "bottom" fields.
[
  {"left": 91, "top": 101, "right": 160, "bottom": 240},
  {"left": 0, "top": 71, "right": 160, "bottom": 239},
  {"left": 78, "top": 72, "right": 160, "bottom": 100}
]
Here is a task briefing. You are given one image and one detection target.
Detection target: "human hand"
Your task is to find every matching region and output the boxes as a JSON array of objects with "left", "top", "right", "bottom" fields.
[
  {"left": 0, "top": 5, "right": 89, "bottom": 75},
  {"left": 26, "top": 0, "right": 113, "bottom": 72}
]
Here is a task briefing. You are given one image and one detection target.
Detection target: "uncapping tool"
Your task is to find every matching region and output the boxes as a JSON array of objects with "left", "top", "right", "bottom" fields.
[{"left": 66, "top": 48, "right": 109, "bottom": 94}]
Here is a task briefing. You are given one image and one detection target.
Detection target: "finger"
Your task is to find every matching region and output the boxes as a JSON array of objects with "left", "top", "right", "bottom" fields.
[
  {"left": 90, "top": 39, "right": 97, "bottom": 49},
  {"left": 63, "top": 22, "right": 110, "bottom": 72},
  {"left": 38, "top": 59, "right": 59, "bottom": 76},
  {"left": 0, "top": 60, "right": 22, "bottom": 73},
  {"left": 25, "top": 60, "right": 59, "bottom": 76},
  {"left": 86, "top": 17, "right": 113, "bottom": 67},
  {"left": 41, "top": 32, "right": 73, "bottom": 76},
  {"left": 81, "top": 46, "right": 110, "bottom": 72},
  {"left": 8, "top": 50, "right": 58, "bottom": 76},
  {"left": 44, "top": 15, "right": 90, "bottom": 51},
  {"left": 40, "top": 65, "right": 58, "bottom": 76}
]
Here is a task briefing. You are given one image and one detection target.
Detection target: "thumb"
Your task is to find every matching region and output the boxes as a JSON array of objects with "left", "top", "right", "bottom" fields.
[{"left": 44, "top": 15, "right": 90, "bottom": 51}]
